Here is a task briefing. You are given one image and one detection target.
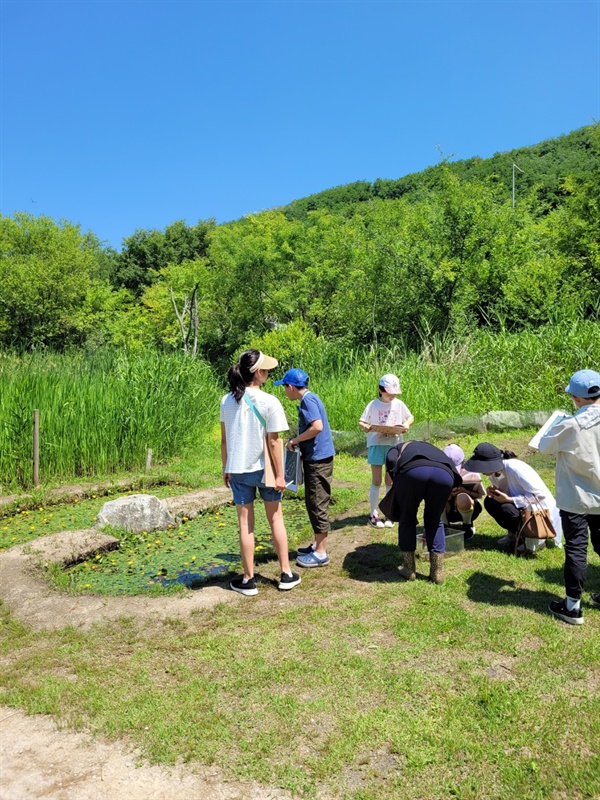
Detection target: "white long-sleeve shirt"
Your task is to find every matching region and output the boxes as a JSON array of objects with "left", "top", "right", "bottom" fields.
[
  {"left": 538, "top": 404, "right": 600, "bottom": 515},
  {"left": 491, "top": 459, "right": 563, "bottom": 545}
]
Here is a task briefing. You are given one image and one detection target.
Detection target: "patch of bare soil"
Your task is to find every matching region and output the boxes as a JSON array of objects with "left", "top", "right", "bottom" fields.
[{"left": 0, "top": 705, "right": 292, "bottom": 800}]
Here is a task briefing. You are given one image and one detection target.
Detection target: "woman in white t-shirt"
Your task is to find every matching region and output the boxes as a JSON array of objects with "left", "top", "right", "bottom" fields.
[
  {"left": 359, "top": 374, "right": 414, "bottom": 528},
  {"left": 220, "top": 349, "right": 301, "bottom": 597}
]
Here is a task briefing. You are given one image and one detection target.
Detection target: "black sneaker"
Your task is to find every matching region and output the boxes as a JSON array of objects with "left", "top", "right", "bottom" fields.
[
  {"left": 230, "top": 576, "right": 258, "bottom": 596},
  {"left": 297, "top": 543, "right": 316, "bottom": 556},
  {"left": 548, "top": 599, "right": 583, "bottom": 625},
  {"left": 590, "top": 592, "right": 600, "bottom": 607},
  {"left": 463, "top": 524, "right": 475, "bottom": 541},
  {"left": 278, "top": 572, "right": 301, "bottom": 591}
]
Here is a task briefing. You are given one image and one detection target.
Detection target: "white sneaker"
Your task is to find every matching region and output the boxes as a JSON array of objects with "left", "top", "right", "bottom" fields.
[
  {"left": 383, "top": 519, "right": 395, "bottom": 528},
  {"left": 368, "top": 513, "right": 385, "bottom": 529}
]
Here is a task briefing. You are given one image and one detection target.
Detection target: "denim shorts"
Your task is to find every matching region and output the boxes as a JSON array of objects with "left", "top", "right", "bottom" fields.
[
  {"left": 229, "top": 470, "right": 283, "bottom": 505},
  {"left": 367, "top": 445, "right": 392, "bottom": 466}
]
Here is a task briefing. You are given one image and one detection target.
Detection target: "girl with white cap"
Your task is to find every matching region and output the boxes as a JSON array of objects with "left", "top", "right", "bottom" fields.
[{"left": 359, "top": 374, "right": 414, "bottom": 528}]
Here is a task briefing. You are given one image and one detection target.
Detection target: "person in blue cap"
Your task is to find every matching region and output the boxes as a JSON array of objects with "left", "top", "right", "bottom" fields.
[
  {"left": 274, "top": 368, "right": 335, "bottom": 568},
  {"left": 539, "top": 369, "right": 600, "bottom": 625}
]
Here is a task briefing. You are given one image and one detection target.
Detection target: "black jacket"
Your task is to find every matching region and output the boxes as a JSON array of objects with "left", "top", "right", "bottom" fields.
[
  {"left": 379, "top": 441, "right": 463, "bottom": 523},
  {"left": 386, "top": 440, "right": 463, "bottom": 487}
]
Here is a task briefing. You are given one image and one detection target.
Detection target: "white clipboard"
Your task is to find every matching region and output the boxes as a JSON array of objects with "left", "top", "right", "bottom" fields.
[{"left": 528, "top": 410, "right": 568, "bottom": 449}]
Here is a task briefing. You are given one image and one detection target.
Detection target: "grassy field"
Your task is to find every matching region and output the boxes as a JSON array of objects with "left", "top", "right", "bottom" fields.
[{"left": 1, "top": 432, "right": 599, "bottom": 799}]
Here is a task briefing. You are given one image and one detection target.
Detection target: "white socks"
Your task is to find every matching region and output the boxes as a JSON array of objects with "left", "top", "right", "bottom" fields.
[
  {"left": 566, "top": 596, "right": 581, "bottom": 611},
  {"left": 369, "top": 484, "right": 380, "bottom": 516}
]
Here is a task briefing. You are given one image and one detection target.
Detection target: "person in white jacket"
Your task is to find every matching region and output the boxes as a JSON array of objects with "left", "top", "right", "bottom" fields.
[
  {"left": 464, "top": 443, "right": 562, "bottom": 552},
  {"left": 539, "top": 369, "right": 600, "bottom": 625}
]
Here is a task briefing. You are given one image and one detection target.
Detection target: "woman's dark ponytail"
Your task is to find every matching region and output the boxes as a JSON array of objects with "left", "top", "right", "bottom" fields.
[
  {"left": 501, "top": 450, "right": 517, "bottom": 460},
  {"left": 227, "top": 349, "right": 261, "bottom": 402}
]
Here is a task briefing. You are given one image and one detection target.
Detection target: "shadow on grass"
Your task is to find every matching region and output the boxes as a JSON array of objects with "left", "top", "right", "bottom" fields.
[
  {"left": 466, "top": 571, "right": 558, "bottom": 616},
  {"left": 535, "top": 562, "right": 600, "bottom": 592},
  {"left": 462, "top": 532, "right": 505, "bottom": 553},
  {"left": 331, "top": 514, "right": 371, "bottom": 531},
  {"left": 342, "top": 542, "right": 403, "bottom": 583},
  {"left": 164, "top": 547, "right": 290, "bottom": 592}
]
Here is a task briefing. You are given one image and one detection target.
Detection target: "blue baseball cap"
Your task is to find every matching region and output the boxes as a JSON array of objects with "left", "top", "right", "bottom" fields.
[
  {"left": 565, "top": 369, "right": 600, "bottom": 398},
  {"left": 273, "top": 368, "right": 309, "bottom": 387}
]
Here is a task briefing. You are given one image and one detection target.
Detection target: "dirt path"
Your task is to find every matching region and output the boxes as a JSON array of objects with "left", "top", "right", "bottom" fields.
[{"left": 0, "top": 481, "right": 365, "bottom": 799}]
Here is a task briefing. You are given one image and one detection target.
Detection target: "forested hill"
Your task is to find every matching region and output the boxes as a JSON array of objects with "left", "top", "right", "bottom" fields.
[
  {"left": 284, "top": 124, "right": 597, "bottom": 221},
  {"left": 1, "top": 123, "right": 598, "bottom": 360}
]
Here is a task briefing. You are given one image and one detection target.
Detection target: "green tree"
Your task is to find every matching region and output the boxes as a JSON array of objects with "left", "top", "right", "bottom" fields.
[
  {"left": 0, "top": 213, "right": 112, "bottom": 350},
  {"left": 113, "top": 219, "right": 215, "bottom": 296},
  {"left": 208, "top": 212, "right": 306, "bottom": 352}
]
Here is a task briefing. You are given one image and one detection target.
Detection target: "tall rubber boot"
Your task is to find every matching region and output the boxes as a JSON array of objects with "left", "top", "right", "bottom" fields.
[
  {"left": 429, "top": 552, "right": 444, "bottom": 585},
  {"left": 399, "top": 551, "right": 416, "bottom": 581}
]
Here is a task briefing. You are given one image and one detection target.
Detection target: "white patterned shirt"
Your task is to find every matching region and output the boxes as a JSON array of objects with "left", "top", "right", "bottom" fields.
[{"left": 360, "top": 398, "right": 412, "bottom": 447}]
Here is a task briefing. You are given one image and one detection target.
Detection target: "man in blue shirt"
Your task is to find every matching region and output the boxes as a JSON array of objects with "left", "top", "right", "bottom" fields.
[{"left": 274, "top": 368, "right": 335, "bottom": 567}]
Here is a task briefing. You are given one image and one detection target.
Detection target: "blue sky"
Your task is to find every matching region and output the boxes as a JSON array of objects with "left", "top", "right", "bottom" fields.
[{"left": 1, "top": 0, "right": 598, "bottom": 250}]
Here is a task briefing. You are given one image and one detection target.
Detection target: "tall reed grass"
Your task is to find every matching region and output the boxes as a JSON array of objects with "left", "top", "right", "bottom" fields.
[
  {"left": 0, "top": 350, "right": 222, "bottom": 489},
  {"left": 2, "top": 321, "right": 598, "bottom": 489},
  {"left": 269, "top": 321, "right": 600, "bottom": 431}
]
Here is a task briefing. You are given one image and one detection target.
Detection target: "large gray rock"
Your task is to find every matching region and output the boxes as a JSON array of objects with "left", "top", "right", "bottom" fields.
[
  {"left": 95, "top": 494, "right": 176, "bottom": 533},
  {"left": 520, "top": 410, "right": 562, "bottom": 428},
  {"left": 482, "top": 411, "right": 523, "bottom": 430}
]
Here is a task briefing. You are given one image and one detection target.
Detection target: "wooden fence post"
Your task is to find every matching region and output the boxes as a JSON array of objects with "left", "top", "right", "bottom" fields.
[
  {"left": 33, "top": 409, "right": 40, "bottom": 488},
  {"left": 145, "top": 448, "right": 153, "bottom": 473}
]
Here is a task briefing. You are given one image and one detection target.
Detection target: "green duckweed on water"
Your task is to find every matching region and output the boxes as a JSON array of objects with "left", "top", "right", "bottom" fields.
[{"left": 1, "top": 490, "right": 310, "bottom": 596}]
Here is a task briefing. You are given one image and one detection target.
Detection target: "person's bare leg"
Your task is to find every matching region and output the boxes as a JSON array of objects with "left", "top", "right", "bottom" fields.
[
  {"left": 456, "top": 492, "right": 474, "bottom": 524},
  {"left": 264, "top": 500, "right": 291, "bottom": 573},
  {"left": 235, "top": 502, "right": 256, "bottom": 579}
]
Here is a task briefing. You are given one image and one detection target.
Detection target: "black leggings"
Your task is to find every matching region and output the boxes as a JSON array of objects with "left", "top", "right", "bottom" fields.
[{"left": 484, "top": 496, "right": 521, "bottom": 534}]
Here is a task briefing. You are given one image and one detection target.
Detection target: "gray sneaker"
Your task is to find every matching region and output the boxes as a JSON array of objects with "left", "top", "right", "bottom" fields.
[{"left": 497, "top": 532, "right": 516, "bottom": 548}]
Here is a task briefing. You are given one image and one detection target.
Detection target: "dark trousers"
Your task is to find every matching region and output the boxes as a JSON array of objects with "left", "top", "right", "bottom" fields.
[
  {"left": 560, "top": 510, "right": 600, "bottom": 600},
  {"left": 303, "top": 457, "right": 333, "bottom": 535},
  {"left": 484, "top": 496, "right": 521, "bottom": 534},
  {"left": 394, "top": 466, "right": 454, "bottom": 554}
]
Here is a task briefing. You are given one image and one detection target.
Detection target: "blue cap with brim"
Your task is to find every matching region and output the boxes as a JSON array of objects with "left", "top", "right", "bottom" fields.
[
  {"left": 565, "top": 369, "right": 600, "bottom": 398},
  {"left": 274, "top": 368, "right": 309, "bottom": 387}
]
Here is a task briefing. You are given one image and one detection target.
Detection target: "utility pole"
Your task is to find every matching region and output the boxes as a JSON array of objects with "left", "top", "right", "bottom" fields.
[{"left": 512, "top": 162, "right": 523, "bottom": 208}]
